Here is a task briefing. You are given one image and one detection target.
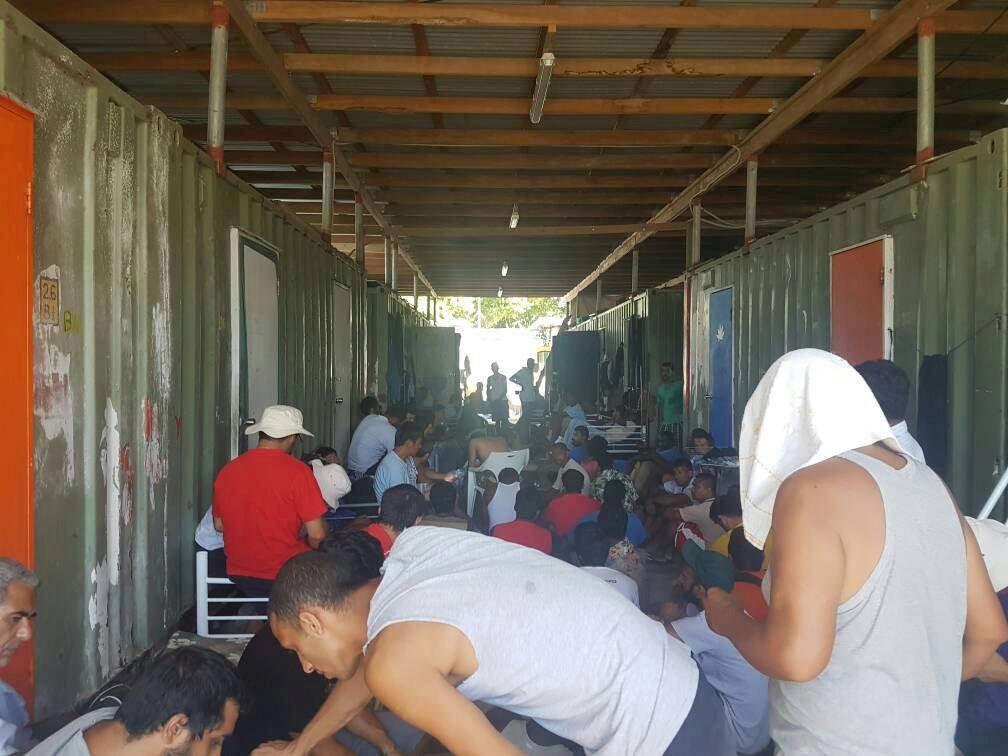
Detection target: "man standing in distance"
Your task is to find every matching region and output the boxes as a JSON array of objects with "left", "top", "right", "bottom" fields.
[
  {"left": 510, "top": 358, "right": 538, "bottom": 435},
  {"left": 486, "top": 363, "right": 508, "bottom": 428},
  {"left": 213, "top": 405, "right": 328, "bottom": 598},
  {"left": 656, "top": 362, "right": 684, "bottom": 450}
]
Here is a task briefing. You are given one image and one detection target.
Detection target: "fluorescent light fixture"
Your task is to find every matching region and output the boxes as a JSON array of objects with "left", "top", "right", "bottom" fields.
[
  {"left": 497, "top": 286, "right": 504, "bottom": 298},
  {"left": 530, "top": 52, "right": 555, "bottom": 125},
  {"left": 501, "top": 262, "right": 509, "bottom": 277},
  {"left": 509, "top": 203, "right": 520, "bottom": 229}
]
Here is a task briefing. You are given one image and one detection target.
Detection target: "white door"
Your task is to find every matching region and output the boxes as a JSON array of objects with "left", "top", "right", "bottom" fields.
[
  {"left": 332, "top": 282, "right": 353, "bottom": 456},
  {"left": 230, "top": 229, "right": 280, "bottom": 458}
]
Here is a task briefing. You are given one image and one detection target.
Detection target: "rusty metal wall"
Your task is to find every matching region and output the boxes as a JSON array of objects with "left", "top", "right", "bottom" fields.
[
  {"left": 1, "top": 2, "right": 368, "bottom": 715},
  {"left": 687, "top": 129, "right": 1008, "bottom": 516}
]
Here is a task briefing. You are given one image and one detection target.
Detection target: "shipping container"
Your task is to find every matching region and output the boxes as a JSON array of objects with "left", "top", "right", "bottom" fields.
[
  {"left": 366, "top": 282, "right": 434, "bottom": 409},
  {"left": 570, "top": 288, "right": 684, "bottom": 438},
  {"left": 686, "top": 128, "right": 1008, "bottom": 517},
  {"left": 1, "top": 2, "right": 368, "bottom": 715}
]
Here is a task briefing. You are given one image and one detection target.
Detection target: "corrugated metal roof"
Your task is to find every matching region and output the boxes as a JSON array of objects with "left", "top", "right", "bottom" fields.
[
  {"left": 425, "top": 27, "right": 541, "bottom": 57},
  {"left": 434, "top": 76, "right": 534, "bottom": 97},
  {"left": 643, "top": 77, "right": 749, "bottom": 98},
  {"left": 300, "top": 25, "right": 419, "bottom": 54},
  {"left": 113, "top": 71, "right": 208, "bottom": 93},
  {"left": 781, "top": 30, "right": 859, "bottom": 58},
  {"left": 46, "top": 24, "right": 175, "bottom": 52},
  {"left": 553, "top": 29, "right": 668, "bottom": 57},
  {"left": 323, "top": 73, "right": 429, "bottom": 96},
  {"left": 668, "top": 29, "right": 790, "bottom": 57},
  {"left": 549, "top": 77, "right": 641, "bottom": 98}
]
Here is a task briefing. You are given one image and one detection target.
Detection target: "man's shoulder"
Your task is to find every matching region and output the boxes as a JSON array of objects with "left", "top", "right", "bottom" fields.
[{"left": 30, "top": 708, "right": 118, "bottom": 756}]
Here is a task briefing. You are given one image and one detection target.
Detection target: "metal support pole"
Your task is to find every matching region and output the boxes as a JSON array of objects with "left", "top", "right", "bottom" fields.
[
  {"left": 206, "top": 2, "right": 229, "bottom": 176},
  {"left": 320, "top": 150, "right": 334, "bottom": 236},
  {"left": 595, "top": 278, "right": 602, "bottom": 314},
  {"left": 413, "top": 274, "right": 418, "bottom": 309},
  {"left": 426, "top": 295, "right": 431, "bottom": 320},
  {"left": 689, "top": 200, "right": 702, "bottom": 268},
  {"left": 433, "top": 298, "right": 438, "bottom": 324},
  {"left": 390, "top": 243, "right": 399, "bottom": 292},
  {"left": 631, "top": 248, "right": 639, "bottom": 294},
  {"left": 354, "top": 196, "right": 365, "bottom": 267},
  {"left": 383, "top": 237, "right": 392, "bottom": 285},
  {"left": 744, "top": 154, "right": 758, "bottom": 254},
  {"left": 914, "top": 17, "right": 936, "bottom": 181}
]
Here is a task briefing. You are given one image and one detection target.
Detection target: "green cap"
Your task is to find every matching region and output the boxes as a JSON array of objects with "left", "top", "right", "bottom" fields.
[{"left": 682, "top": 541, "right": 735, "bottom": 593}]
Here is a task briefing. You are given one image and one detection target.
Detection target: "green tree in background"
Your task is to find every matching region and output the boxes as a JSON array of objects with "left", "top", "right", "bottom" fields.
[{"left": 441, "top": 297, "right": 564, "bottom": 328}]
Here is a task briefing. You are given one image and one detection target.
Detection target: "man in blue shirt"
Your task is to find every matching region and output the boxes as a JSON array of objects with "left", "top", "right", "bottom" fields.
[
  {"left": 957, "top": 588, "right": 1008, "bottom": 755},
  {"left": 374, "top": 423, "right": 456, "bottom": 503}
]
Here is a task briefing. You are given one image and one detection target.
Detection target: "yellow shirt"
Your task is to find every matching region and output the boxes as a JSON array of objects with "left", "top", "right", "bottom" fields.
[{"left": 709, "top": 525, "right": 738, "bottom": 558}]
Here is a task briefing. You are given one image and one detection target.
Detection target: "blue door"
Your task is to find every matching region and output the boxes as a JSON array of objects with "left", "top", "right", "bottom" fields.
[{"left": 708, "top": 287, "right": 734, "bottom": 448}]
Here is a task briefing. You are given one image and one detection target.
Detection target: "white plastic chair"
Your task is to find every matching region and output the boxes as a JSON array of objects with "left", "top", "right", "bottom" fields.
[
  {"left": 195, "top": 550, "right": 268, "bottom": 640},
  {"left": 466, "top": 449, "right": 530, "bottom": 517}
]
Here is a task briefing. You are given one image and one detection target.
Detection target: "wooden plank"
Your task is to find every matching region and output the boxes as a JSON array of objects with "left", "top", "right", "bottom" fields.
[
  {"left": 564, "top": 0, "right": 964, "bottom": 302},
  {"left": 401, "top": 223, "right": 694, "bottom": 238},
  {"left": 87, "top": 51, "right": 261, "bottom": 71}
]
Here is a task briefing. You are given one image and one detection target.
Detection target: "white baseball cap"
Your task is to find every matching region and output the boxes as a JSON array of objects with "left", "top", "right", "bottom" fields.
[{"left": 245, "top": 405, "right": 314, "bottom": 438}]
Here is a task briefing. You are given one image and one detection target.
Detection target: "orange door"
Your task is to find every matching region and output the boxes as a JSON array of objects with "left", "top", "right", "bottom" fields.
[
  {"left": 0, "top": 95, "right": 35, "bottom": 707},
  {"left": 830, "top": 238, "right": 891, "bottom": 365}
]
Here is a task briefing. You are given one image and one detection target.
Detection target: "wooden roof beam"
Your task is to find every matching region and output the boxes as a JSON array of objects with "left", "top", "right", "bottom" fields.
[
  {"left": 219, "top": 0, "right": 436, "bottom": 297},
  {"left": 564, "top": 0, "right": 962, "bottom": 303},
  {"left": 14, "top": 2, "right": 1007, "bottom": 33}
]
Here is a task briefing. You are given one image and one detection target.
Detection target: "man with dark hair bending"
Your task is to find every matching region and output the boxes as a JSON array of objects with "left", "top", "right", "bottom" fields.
[
  {"left": 29, "top": 647, "right": 243, "bottom": 755},
  {"left": 256, "top": 528, "right": 734, "bottom": 756}
]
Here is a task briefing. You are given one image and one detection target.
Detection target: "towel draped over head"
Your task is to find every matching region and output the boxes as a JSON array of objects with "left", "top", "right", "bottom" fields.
[{"left": 739, "top": 349, "right": 901, "bottom": 549}]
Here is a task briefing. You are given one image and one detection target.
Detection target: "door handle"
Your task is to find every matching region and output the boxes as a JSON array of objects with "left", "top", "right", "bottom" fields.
[
  {"left": 704, "top": 394, "right": 713, "bottom": 400},
  {"left": 335, "top": 398, "right": 345, "bottom": 405},
  {"left": 242, "top": 417, "right": 256, "bottom": 426}
]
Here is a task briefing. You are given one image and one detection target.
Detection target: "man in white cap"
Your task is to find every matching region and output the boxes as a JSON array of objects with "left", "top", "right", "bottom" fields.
[{"left": 213, "top": 405, "right": 328, "bottom": 598}]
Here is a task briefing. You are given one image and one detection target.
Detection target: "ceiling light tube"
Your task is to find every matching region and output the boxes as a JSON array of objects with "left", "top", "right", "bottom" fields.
[
  {"left": 501, "top": 262, "right": 509, "bottom": 277},
  {"left": 530, "top": 52, "right": 555, "bottom": 125},
  {"left": 509, "top": 203, "right": 520, "bottom": 229}
]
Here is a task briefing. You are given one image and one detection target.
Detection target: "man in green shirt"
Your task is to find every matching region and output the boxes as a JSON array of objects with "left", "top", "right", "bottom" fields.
[{"left": 656, "top": 362, "right": 684, "bottom": 448}]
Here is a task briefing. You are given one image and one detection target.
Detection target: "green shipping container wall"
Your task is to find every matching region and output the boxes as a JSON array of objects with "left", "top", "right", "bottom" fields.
[
  {"left": 1, "top": 2, "right": 368, "bottom": 715},
  {"left": 571, "top": 288, "right": 684, "bottom": 436},
  {"left": 687, "top": 129, "right": 1008, "bottom": 516},
  {"left": 366, "top": 282, "right": 430, "bottom": 406}
]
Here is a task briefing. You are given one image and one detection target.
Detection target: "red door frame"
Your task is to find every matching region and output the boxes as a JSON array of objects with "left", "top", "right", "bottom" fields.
[
  {"left": 0, "top": 94, "right": 36, "bottom": 708},
  {"left": 829, "top": 236, "right": 895, "bottom": 365}
]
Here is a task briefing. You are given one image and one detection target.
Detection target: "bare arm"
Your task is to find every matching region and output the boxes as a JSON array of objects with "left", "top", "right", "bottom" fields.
[
  {"left": 251, "top": 664, "right": 375, "bottom": 756},
  {"left": 703, "top": 475, "right": 843, "bottom": 682},
  {"left": 304, "top": 518, "right": 328, "bottom": 550},
  {"left": 213, "top": 516, "right": 224, "bottom": 532},
  {"left": 344, "top": 708, "right": 399, "bottom": 756},
  {"left": 365, "top": 624, "right": 522, "bottom": 756},
  {"left": 960, "top": 518, "right": 1008, "bottom": 680}
]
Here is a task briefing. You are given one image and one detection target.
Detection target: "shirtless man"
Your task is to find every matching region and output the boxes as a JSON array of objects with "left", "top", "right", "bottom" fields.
[{"left": 467, "top": 429, "right": 512, "bottom": 469}]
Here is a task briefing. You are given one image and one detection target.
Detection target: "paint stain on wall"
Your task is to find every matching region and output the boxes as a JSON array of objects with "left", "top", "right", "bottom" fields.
[
  {"left": 33, "top": 265, "right": 75, "bottom": 486},
  {"left": 99, "top": 399, "right": 122, "bottom": 587},
  {"left": 87, "top": 559, "right": 110, "bottom": 679}
]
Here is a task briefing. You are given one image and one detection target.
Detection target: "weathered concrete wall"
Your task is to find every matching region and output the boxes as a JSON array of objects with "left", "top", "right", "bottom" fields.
[{"left": 1, "top": 1, "right": 368, "bottom": 715}]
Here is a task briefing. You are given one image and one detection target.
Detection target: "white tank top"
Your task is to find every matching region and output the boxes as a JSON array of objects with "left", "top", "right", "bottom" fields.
[
  {"left": 487, "top": 481, "right": 520, "bottom": 531},
  {"left": 367, "top": 527, "right": 698, "bottom": 755},
  {"left": 766, "top": 451, "right": 967, "bottom": 755}
]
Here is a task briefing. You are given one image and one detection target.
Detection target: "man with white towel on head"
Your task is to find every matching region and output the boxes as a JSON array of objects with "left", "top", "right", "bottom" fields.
[{"left": 699, "top": 349, "right": 1008, "bottom": 756}]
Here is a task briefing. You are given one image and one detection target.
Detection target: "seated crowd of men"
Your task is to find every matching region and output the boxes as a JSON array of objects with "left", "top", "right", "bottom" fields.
[{"left": 4, "top": 357, "right": 1008, "bottom": 756}]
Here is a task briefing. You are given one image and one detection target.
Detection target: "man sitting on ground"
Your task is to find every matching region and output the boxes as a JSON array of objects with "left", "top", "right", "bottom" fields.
[
  {"left": 347, "top": 399, "right": 404, "bottom": 477},
  {"left": 263, "top": 528, "right": 734, "bottom": 755},
  {"left": 544, "top": 470, "right": 600, "bottom": 538},
  {"left": 647, "top": 472, "right": 724, "bottom": 549},
  {"left": 213, "top": 405, "right": 328, "bottom": 598},
  {"left": 492, "top": 488, "right": 553, "bottom": 555},
  {"left": 856, "top": 358, "right": 926, "bottom": 463},
  {"left": 29, "top": 647, "right": 243, "bottom": 756},
  {"left": 568, "top": 425, "right": 592, "bottom": 464},
  {"left": 0, "top": 559, "right": 37, "bottom": 754},
  {"left": 662, "top": 589, "right": 771, "bottom": 756},
  {"left": 575, "top": 522, "right": 640, "bottom": 607},
  {"left": 707, "top": 489, "right": 744, "bottom": 559},
  {"left": 424, "top": 482, "right": 469, "bottom": 531},
  {"left": 550, "top": 443, "right": 590, "bottom": 497},
  {"left": 604, "top": 406, "right": 639, "bottom": 445},
  {"left": 373, "top": 423, "right": 455, "bottom": 503},
  {"left": 363, "top": 484, "right": 428, "bottom": 558}
]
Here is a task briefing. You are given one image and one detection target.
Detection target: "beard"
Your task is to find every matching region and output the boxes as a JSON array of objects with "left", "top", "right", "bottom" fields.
[{"left": 162, "top": 744, "right": 194, "bottom": 756}]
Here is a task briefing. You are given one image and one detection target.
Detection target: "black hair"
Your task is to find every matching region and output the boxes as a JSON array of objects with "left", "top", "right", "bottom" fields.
[
  {"left": 552, "top": 442, "right": 569, "bottom": 454},
  {"left": 515, "top": 488, "right": 543, "bottom": 521},
  {"left": 114, "top": 647, "right": 245, "bottom": 741},
  {"left": 303, "top": 446, "right": 338, "bottom": 466},
  {"left": 709, "top": 489, "right": 742, "bottom": 521},
  {"left": 271, "top": 534, "right": 383, "bottom": 623},
  {"left": 587, "top": 436, "right": 612, "bottom": 472},
  {"left": 598, "top": 499, "right": 628, "bottom": 541},
  {"left": 432, "top": 403, "right": 446, "bottom": 415},
  {"left": 728, "top": 527, "right": 765, "bottom": 573},
  {"left": 561, "top": 468, "right": 585, "bottom": 493},
  {"left": 573, "top": 425, "right": 590, "bottom": 439},
  {"left": 394, "top": 422, "right": 423, "bottom": 448},
  {"left": 692, "top": 472, "right": 717, "bottom": 496},
  {"left": 855, "top": 359, "right": 910, "bottom": 422},
  {"left": 429, "top": 481, "right": 457, "bottom": 515},
  {"left": 414, "top": 410, "right": 435, "bottom": 432},
  {"left": 359, "top": 396, "right": 380, "bottom": 416},
  {"left": 385, "top": 404, "right": 406, "bottom": 421},
  {"left": 671, "top": 458, "right": 693, "bottom": 473},
  {"left": 661, "top": 361, "right": 673, "bottom": 370},
  {"left": 498, "top": 467, "right": 520, "bottom": 485},
  {"left": 602, "top": 479, "right": 626, "bottom": 511},
  {"left": 573, "top": 522, "right": 612, "bottom": 567},
  {"left": 690, "top": 428, "right": 715, "bottom": 445},
  {"left": 378, "top": 484, "right": 428, "bottom": 532},
  {"left": 520, "top": 468, "right": 542, "bottom": 490}
]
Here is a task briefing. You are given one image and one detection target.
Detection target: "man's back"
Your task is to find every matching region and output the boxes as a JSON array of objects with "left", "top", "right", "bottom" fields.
[
  {"left": 28, "top": 708, "right": 116, "bottom": 755},
  {"left": 486, "top": 373, "right": 506, "bottom": 402},
  {"left": 213, "top": 448, "right": 327, "bottom": 580},
  {"left": 373, "top": 453, "right": 416, "bottom": 502},
  {"left": 369, "top": 527, "right": 697, "bottom": 755},
  {"left": 347, "top": 415, "right": 396, "bottom": 474},
  {"left": 544, "top": 493, "right": 599, "bottom": 537}
]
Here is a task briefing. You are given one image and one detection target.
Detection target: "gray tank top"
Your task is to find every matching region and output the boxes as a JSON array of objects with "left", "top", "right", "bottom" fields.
[
  {"left": 766, "top": 451, "right": 967, "bottom": 755},
  {"left": 367, "top": 527, "right": 699, "bottom": 755}
]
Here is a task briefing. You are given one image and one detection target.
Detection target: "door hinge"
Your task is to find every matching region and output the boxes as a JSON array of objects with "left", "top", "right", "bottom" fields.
[{"left": 26, "top": 181, "right": 32, "bottom": 216}]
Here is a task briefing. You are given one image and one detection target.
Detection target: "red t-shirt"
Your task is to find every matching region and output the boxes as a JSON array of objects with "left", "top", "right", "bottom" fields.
[
  {"left": 544, "top": 494, "right": 601, "bottom": 537},
  {"left": 363, "top": 522, "right": 394, "bottom": 557},
  {"left": 732, "top": 577, "right": 769, "bottom": 622},
  {"left": 493, "top": 520, "right": 553, "bottom": 555},
  {"left": 212, "top": 448, "right": 328, "bottom": 580}
]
